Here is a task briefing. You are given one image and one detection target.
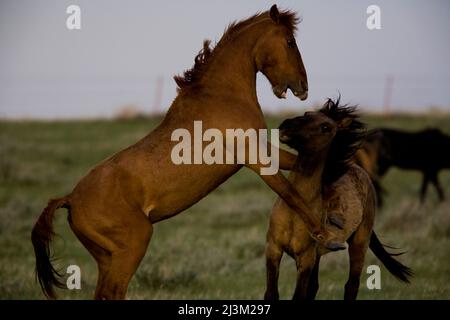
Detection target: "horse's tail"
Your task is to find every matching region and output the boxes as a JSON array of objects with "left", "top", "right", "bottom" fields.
[
  {"left": 369, "top": 231, "right": 413, "bottom": 283},
  {"left": 31, "top": 196, "right": 70, "bottom": 299}
]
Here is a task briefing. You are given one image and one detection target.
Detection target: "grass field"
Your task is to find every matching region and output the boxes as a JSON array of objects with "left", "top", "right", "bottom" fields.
[{"left": 0, "top": 113, "right": 449, "bottom": 300}]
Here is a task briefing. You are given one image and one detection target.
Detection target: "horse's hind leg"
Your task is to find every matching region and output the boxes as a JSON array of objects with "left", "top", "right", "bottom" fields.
[
  {"left": 68, "top": 224, "right": 111, "bottom": 298},
  {"left": 429, "top": 171, "right": 445, "bottom": 201},
  {"left": 70, "top": 206, "right": 153, "bottom": 300},
  {"left": 344, "top": 228, "right": 370, "bottom": 300},
  {"left": 97, "top": 217, "right": 152, "bottom": 300}
]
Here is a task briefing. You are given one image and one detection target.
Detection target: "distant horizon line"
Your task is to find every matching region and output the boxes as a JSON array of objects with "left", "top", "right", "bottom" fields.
[{"left": 2, "top": 105, "right": 450, "bottom": 121}]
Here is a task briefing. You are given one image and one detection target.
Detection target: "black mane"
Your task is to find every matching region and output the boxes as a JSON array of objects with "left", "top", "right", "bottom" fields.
[{"left": 320, "top": 97, "right": 367, "bottom": 185}]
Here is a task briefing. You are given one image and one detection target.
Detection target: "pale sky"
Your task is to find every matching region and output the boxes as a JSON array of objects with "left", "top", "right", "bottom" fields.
[{"left": 0, "top": 0, "right": 449, "bottom": 118}]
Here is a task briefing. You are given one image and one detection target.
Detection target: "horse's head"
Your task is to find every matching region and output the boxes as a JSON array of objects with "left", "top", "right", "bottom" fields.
[
  {"left": 279, "top": 98, "right": 365, "bottom": 155},
  {"left": 255, "top": 5, "right": 308, "bottom": 100},
  {"left": 278, "top": 109, "right": 338, "bottom": 153},
  {"left": 279, "top": 97, "right": 366, "bottom": 183}
]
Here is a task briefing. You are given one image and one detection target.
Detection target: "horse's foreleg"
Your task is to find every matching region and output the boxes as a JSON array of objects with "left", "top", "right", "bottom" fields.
[
  {"left": 420, "top": 173, "right": 430, "bottom": 203},
  {"left": 306, "top": 255, "right": 321, "bottom": 299},
  {"left": 292, "top": 249, "right": 316, "bottom": 301},
  {"left": 276, "top": 145, "right": 297, "bottom": 171},
  {"left": 246, "top": 168, "right": 346, "bottom": 251},
  {"left": 245, "top": 168, "right": 322, "bottom": 237},
  {"left": 264, "top": 240, "right": 283, "bottom": 300}
]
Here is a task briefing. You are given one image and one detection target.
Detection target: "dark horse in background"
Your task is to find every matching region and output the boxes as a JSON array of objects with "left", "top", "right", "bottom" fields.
[{"left": 357, "top": 128, "right": 450, "bottom": 204}]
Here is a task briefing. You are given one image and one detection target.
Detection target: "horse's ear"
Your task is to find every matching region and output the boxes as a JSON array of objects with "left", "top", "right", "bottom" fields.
[
  {"left": 337, "top": 117, "right": 353, "bottom": 129},
  {"left": 270, "top": 4, "right": 280, "bottom": 24}
]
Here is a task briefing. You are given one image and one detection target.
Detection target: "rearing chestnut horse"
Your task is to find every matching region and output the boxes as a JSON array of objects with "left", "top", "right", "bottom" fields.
[{"left": 32, "top": 5, "right": 342, "bottom": 300}]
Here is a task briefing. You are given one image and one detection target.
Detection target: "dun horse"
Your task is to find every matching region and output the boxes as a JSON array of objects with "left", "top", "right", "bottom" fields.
[
  {"left": 265, "top": 99, "right": 412, "bottom": 300},
  {"left": 31, "top": 6, "right": 344, "bottom": 300}
]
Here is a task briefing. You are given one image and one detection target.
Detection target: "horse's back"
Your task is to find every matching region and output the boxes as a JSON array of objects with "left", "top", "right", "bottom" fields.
[
  {"left": 380, "top": 128, "right": 450, "bottom": 169},
  {"left": 68, "top": 108, "right": 248, "bottom": 224}
]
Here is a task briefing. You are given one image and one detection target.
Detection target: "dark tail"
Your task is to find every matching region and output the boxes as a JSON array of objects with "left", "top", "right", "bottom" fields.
[
  {"left": 369, "top": 231, "right": 413, "bottom": 283},
  {"left": 31, "top": 197, "right": 70, "bottom": 299}
]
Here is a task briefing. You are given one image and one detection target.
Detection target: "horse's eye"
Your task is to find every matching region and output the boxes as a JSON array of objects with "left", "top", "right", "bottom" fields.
[
  {"left": 287, "top": 38, "right": 296, "bottom": 48},
  {"left": 320, "top": 124, "right": 332, "bottom": 133}
]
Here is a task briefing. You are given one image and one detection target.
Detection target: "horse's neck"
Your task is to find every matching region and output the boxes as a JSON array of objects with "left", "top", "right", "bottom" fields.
[
  {"left": 290, "top": 151, "right": 328, "bottom": 206},
  {"left": 201, "top": 26, "right": 268, "bottom": 104}
]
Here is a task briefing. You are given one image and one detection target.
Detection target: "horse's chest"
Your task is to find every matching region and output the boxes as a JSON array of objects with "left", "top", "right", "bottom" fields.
[{"left": 281, "top": 215, "right": 314, "bottom": 256}]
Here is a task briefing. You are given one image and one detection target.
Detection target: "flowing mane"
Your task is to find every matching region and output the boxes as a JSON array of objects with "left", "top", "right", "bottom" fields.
[
  {"left": 174, "top": 8, "right": 300, "bottom": 90},
  {"left": 320, "top": 97, "right": 367, "bottom": 185}
]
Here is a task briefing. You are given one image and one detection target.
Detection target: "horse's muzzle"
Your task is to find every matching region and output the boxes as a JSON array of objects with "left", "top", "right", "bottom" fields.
[
  {"left": 272, "top": 84, "right": 289, "bottom": 99},
  {"left": 289, "top": 80, "right": 308, "bottom": 101}
]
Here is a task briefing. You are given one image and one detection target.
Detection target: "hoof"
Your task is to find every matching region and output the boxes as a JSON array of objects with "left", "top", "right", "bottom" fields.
[{"left": 324, "top": 241, "right": 346, "bottom": 251}]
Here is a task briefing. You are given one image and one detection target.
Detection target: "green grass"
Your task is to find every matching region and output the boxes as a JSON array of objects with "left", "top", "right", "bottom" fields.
[{"left": 0, "top": 114, "right": 449, "bottom": 300}]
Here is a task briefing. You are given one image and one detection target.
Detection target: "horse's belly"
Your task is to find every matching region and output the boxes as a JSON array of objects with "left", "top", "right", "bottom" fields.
[{"left": 144, "top": 163, "right": 242, "bottom": 223}]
